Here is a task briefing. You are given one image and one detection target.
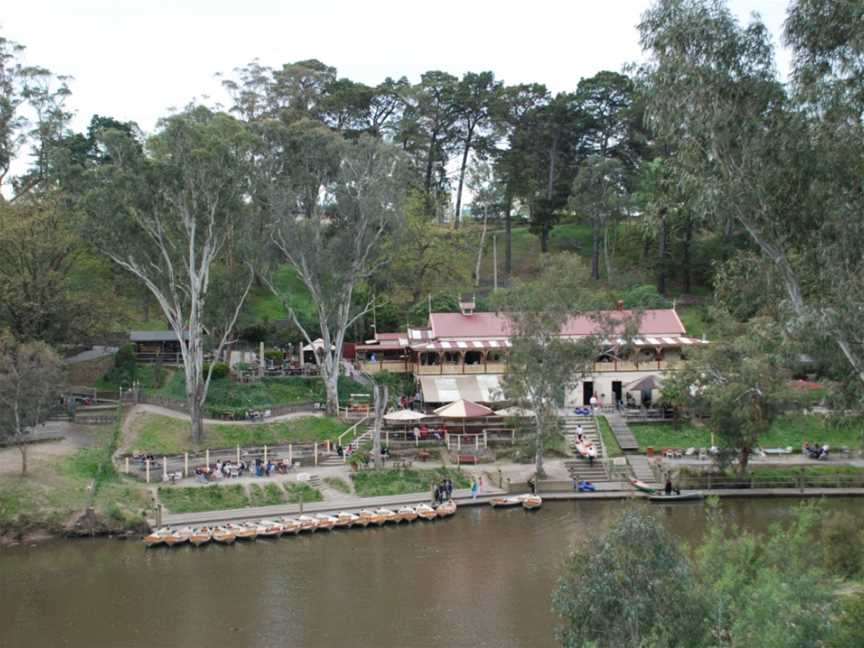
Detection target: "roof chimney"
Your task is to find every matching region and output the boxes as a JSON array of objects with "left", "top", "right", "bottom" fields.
[
  {"left": 459, "top": 294, "right": 476, "bottom": 316},
  {"left": 616, "top": 300, "right": 624, "bottom": 311}
]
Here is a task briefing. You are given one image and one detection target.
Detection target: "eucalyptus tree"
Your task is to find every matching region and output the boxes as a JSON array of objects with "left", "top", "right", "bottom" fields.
[
  {"left": 268, "top": 136, "right": 405, "bottom": 415},
  {"left": 81, "top": 107, "right": 256, "bottom": 442},
  {"left": 451, "top": 71, "right": 502, "bottom": 228},
  {"left": 639, "top": 0, "right": 864, "bottom": 391}
]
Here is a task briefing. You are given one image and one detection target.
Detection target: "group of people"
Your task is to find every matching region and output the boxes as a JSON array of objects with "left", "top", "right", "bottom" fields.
[
  {"left": 195, "top": 457, "right": 291, "bottom": 482},
  {"left": 803, "top": 442, "right": 830, "bottom": 461},
  {"left": 433, "top": 478, "right": 455, "bottom": 504}
]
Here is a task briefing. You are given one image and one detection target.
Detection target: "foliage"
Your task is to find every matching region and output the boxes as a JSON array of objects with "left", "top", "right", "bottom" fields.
[
  {"left": 203, "top": 362, "right": 229, "bottom": 380},
  {"left": 247, "top": 483, "right": 287, "bottom": 507},
  {"left": 553, "top": 506, "right": 708, "bottom": 648},
  {"left": 351, "top": 467, "right": 468, "bottom": 497},
  {"left": 157, "top": 485, "right": 248, "bottom": 513},
  {"left": 100, "top": 344, "right": 137, "bottom": 389},
  {"left": 618, "top": 284, "right": 671, "bottom": 309},
  {"left": 323, "top": 476, "right": 352, "bottom": 494},
  {"left": 596, "top": 416, "right": 623, "bottom": 458},
  {"left": 829, "top": 596, "right": 864, "bottom": 648},
  {"left": 283, "top": 482, "right": 322, "bottom": 503},
  {"left": 820, "top": 512, "right": 864, "bottom": 579}
]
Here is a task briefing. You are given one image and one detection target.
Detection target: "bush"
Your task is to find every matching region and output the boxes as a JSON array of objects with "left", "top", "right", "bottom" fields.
[
  {"left": 204, "top": 362, "right": 229, "bottom": 379},
  {"left": 619, "top": 284, "right": 672, "bottom": 309},
  {"left": 821, "top": 512, "right": 864, "bottom": 578}
]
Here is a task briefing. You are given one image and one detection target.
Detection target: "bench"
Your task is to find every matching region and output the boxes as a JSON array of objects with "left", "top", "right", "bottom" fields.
[
  {"left": 417, "top": 450, "right": 431, "bottom": 462},
  {"left": 457, "top": 455, "right": 478, "bottom": 465}
]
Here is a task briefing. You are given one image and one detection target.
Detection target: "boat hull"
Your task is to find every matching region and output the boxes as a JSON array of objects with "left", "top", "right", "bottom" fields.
[{"left": 648, "top": 493, "right": 704, "bottom": 503}]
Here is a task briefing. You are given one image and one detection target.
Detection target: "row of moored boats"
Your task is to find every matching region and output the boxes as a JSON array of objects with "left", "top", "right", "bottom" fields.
[
  {"left": 489, "top": 494, "right": 543, "bottom": 510},
  {"left": 144, "top": 501, "right": 456, "bottom": 548}
]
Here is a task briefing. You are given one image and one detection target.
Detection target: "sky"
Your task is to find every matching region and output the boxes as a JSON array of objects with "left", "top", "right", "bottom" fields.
[{"left": 4, "top": 0, "right": 793, "bottom": 137}]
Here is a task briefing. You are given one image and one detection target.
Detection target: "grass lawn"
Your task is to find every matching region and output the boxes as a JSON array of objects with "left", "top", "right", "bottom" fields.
[
  {"left": 241, "top": 265, "right": 314, "bottom": 325},
  {"left": 748, "top": 465, "right": 864, "bottom": 482},
  {"left": 158, "top": 485, "right": 249, "bottom": 513},
  {"left": 284, "top": 483, "right": 322, "bottom": 503},
  {"left": 351, "top": 467, "right": 470, "bottom": 498},
  {"left": 248, "top": 483, "right": 287, "bottom": 507},
  {"left": 597, "top": 417, "right": 624, "bottom": 458},
  {"left": 323, "top": 476, "right": 352, "bottom": 494},
  {"left": 127, "top": 413, "right": 349, "bottom": 454},
  {"left": 630, "top": 416, "right": 864, "bottom": 452}
]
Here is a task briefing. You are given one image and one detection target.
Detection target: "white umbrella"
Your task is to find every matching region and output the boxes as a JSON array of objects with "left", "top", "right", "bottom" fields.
[{"left": 383, "top": 409, "right": 428, "bottom": 422}]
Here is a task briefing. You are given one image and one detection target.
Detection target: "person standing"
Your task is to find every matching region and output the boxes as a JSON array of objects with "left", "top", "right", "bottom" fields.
[
  {"left": 589, "top": 394, "right": 598, "bottom": 413},
  {"left": 470, "top": 479, "right": 478, "bottom": 499}
]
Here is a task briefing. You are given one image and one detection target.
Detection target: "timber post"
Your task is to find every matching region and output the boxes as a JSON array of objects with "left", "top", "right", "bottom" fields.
[
  {"left": 236, "top": 444, "right": 240, "bottom": 464},
  {"left": 264, "top": 445, "right": 268, "bottom": 466},
  {"left": 314, "top": 443, "right": 318, "bottom": 466},
  {"left": 124, "top": 457, "right": 130, "bottom": 474},
  {"left": 145, "top": 459, "right": 150, "bottom": 484},
  {"left": 205, "top": 448, "right": 210, "bottom": 469},
  {"left": 162, "top": 457, "right": 167, "bottom": 481},
  {"left": 288, "top": 444, "right": 293, "bottom": 466},
  {"left": 184, "top": 452, "right": 189, "bottom": 478}
]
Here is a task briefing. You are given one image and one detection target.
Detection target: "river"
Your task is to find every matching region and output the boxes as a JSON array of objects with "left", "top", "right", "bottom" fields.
[{"left": 1, "top": 498, "right": 860, "bottom": 648}]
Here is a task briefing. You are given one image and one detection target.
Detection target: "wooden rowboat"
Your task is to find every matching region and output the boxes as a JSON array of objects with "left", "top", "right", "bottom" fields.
[
  {"left": 630, "top": 479, "right": 658, "bottom": 494},
  {"left": 415, "top": 504, "right": 437, "bottom": 521},
  {"left": 396, "top": 506, "right": 418, "bottom": 523},
  {"left": 648, "top": 492, "right": 704, "bottom": 503},
  {"left": 226, "top": 522, "right": 257, "bottom": 541},
  {"left": 279, "top": 517, "right": 302, "bottom": 535},
  {"left": 436, "top": 500, "right": 457, "bottom": 517},
  {"left": 358, "top": 509, "right": 384, "bottom": 526},
  {"left": 258, "top": 520, "right": 284, "bottom": 538},
  {"left": 520, "top": 494, "right": 543, "bottom": 510},
  {"left": 143, "top": 527, "right": 172, "bottom": 547},
  {"left": 375, "top": 508, "right": 398, "bottom": 524},
  {"left": 335, "top": 512, "right": 359, "bottom": 528},
  {"left": 490, "top": 496, "right": 523, "bottom": 508},
  {"left": 314, "top": 514, "right": 338, "bottom": 531},
  {"left": 212, "top": 527, "right": 236, "bottom": 545},
  {"left": 164, "top": 527, "right": 193, "bottom": 546},
  {"left": 297, "top": 515, "right": 319, "bottom": 532},
  {"left": 190, "top": 527, "right": 212, "bottom": 546}
]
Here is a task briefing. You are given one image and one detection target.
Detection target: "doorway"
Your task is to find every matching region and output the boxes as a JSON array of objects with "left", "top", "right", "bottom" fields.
[
  {"left": 612, "top": 381, "right": 623, "bottom": 408},
  {"left": 582, "top": 381, "right": 594, "bottom": 406}
]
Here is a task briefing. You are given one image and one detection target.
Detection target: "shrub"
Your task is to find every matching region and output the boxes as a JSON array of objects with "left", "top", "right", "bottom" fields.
[
  {"left": 619, "top": 284, "right": 672, "bottom": 309},
  {"left": 204, "top": 362, "right": 229, "bottom": 379},
  {"left": 821, "top": 512, "right": 864, "bottom": 578}
]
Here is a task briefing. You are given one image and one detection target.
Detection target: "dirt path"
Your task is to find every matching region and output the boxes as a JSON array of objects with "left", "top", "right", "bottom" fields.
[
  {"left": 0, "top": 422, "right": 97, "bottom": 476},
  {"left": 119, "top": 404, "right": 324, "bottom": 455}
]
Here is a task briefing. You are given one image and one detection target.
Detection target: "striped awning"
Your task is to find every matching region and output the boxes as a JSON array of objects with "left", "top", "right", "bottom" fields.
[{"left": 413, "top": 339, "right": 512, "bottom": 351}]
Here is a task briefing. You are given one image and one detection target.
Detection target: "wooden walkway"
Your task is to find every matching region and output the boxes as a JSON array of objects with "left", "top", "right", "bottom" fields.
[
  {"left": 626, "top": 455, "right": 658, "bottom": 485},
  {"left": 605, "top": 412, "right": 640, "bottom": 452}
]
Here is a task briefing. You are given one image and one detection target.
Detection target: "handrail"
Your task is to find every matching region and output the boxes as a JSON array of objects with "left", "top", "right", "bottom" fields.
[{"left": 338, "top": 414, "right": 370, "bottom": 448}]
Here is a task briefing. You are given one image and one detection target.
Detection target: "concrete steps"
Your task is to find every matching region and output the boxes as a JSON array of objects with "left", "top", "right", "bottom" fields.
[{"left": 562, "top": 415, "right": 609, "bottom": 481}]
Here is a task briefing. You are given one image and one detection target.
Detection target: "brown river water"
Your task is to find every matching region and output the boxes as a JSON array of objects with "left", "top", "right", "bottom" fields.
[{"left": 1, "top": 498, "right": 861, "bottom": 648}]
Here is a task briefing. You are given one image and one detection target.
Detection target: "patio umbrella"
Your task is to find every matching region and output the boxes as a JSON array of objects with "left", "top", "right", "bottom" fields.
[
  {"left": 624, "top": 374, "right": 664, "bottom": 393},
  {"left": 434, "top": 399, "right": 494, "bottom": 433},
  {"left": 383, "top": 409, "right": 428, "bottom": 422},
  {"left": 494, "top": 406, "right": 535, "bottom": 418}
]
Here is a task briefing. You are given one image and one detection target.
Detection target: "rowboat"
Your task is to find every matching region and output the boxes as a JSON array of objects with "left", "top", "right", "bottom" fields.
[
  {"left": 520, "top": 494, "right": 543, "bottom": 510},
  {"left": 314, "top": 514, "right": 338, "bottom": 531},
  {"left": 297, "top": 515, "right": 319, "bottom": 532},
  {"left": 279, "top": 517, "right": 302, "bottom": 535},
  {"left": 490, "top": 496, "right": 523, "bottom": 508},
  {"left": 396, "top": 506, "right": 418, "bottom": 523},
  {"left": 226, "top": 522, "right": 257, "bottom": 541},
  {"left": 352, "top": 511, "right": 372, "bottom": 527},
  {"left": 415, "top": 504, "right": 437, "bottom": 521},
  {"left": 164, "top": 526, "right": 193, "bottom": 546},
  {"left": 648, "top": 492, "right": 704, "bottom": 503},
  {"left": 359, "top": 509, "right": 384, "bottom": 526},
  {"left": 143, "top": 527, "right": 172, "bottom": 547},
  {"left": 335, "top": 512, "right": 359, "bottom": 528},
  {"left": 375, "top": 508, "right": 398, "bottom": 524},
  {"left": 190, "top": 527, "right": 213, "bottom": 546},
  {"left": 435, "top": 500, "right": 457, "bottom": 517},
  {"left": 212, "top": 527, "right": 236, "bottom": 545},
  {"left": 630, "top": 479, "right": 658, "bottom": 494},
  {"left": 258, "top": 520, "right": 284, "bottom": 538}
]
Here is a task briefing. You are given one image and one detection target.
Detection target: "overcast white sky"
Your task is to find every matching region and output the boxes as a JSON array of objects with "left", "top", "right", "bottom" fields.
[{"left": 4, "top": 0, "right": 792, "bottom": 136}]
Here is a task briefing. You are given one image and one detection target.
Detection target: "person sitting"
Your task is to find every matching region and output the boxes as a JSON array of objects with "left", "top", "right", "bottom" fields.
[
  {"left": 578, "top": 480, "right": 596, "bottom": 492},
  {"left": 818, "top": 444, "right": 830, "bottom": 461}
]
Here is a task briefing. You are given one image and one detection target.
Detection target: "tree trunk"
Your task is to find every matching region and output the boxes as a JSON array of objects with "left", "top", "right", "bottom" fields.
[
  {"left": 474, "top": 212, "right": 488, "bottom": 286},
  {"left": 603, "top": 221, "right": 613, "bottom": 280},
  {"left": 454, "top": 138, "right": 472, "bottom": 229},
  {"left": 504, "top": 191, "right": 513, "bottom": 276},
  {"left": 535, "top": 420, "right": 545, "bottom": 479},
  {"left": 682, "top": 217, "right": 693, "bottom": 294},
  {"left": 18, "top": 443, "right": 27, "bottom": 476},
  {"left": 540, "top": 222, "right": 550, "bottom": 254},
  {"left": 657, "top": 208, "right": 668, "bottom": 295},
  {"left": 189, "top": 396, "right": 204, "bottom": 444},
  {"left": 323, "top": 369, "right": 340, "bottom": 417},
  {"left": 591, "top": 222, "right": 601, "bottom": 280},
  {"left": 372, "top": 383, "right": 387, "bottom": 470}
]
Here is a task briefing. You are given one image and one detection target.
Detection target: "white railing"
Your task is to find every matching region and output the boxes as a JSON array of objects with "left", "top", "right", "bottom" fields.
[{"left": 337, "top": 414, "right": 370, "bottom": 454}]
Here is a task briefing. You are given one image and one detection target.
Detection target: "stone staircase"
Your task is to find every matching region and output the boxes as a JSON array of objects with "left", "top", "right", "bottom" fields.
[{"left": 562, "top": 415, "right": 610, "bottom": 482}]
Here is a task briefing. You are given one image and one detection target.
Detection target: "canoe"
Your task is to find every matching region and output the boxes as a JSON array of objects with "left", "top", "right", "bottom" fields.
[
  {"left": 415, "top": 504, "right": 437, "bottom": 521},
  {"left": 314, "top": 514, "right": 338, "bottom": 531},
  {"left": 335, "top": 512, "right": 359, "bottom": 528},
  {"left": 648, "top": 492, "right": 704, "bottom": 503},
  {"left": 630, "top": 479, "right": 658, "bottom": 494},
  {"left": 143, "top": 527, "right": 172, "bottom": 547},
  {"left": 436, "top": 500, "right": 457, "bottom": 517},
  {"left": 279, "top": 517, "right": 302, "bottom": 535},
  {"left": 212, "top": 527, "right": 236, "bottom": 545},
  {"left": 297, "top": 515, "right": 319, "bottom": 532},
  {"left": 520, "top": 494, "right": 543, "bottom": 510},
  {"left": 374, "top": 508, "right": 398, "bottom": 524},
  {"left": 396, "top": 506, "right": 418, "bottom": 523},
  {"left": 226, "top": 522, "right": 257, "bottom": 541},
  {"left": 164, "top": 527, "right": 193, "bottom": 546},
  {"left": 359, "top": 509, "right": 384, "bottom": 526},
  {"left": 490, "top": 496, "right": 523, "bottom": 508},
  {"left": 190, "top": 527, "right": 213, "bottom": 547},
  {"left": 258, "top": 520, "right": 284, "bottom": 538}
]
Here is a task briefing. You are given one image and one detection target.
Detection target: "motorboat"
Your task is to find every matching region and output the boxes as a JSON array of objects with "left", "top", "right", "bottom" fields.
[
  {"left": 396, "top": 506, "right": 418, "bottom": 523},
  {"left": 226, "top": 522, "right": 257, "bottom": 541},
  {"left": 189, "top": 527, "right": 213, "bottom": 547},
  {"left": 519, "top": 494, "right": 543, "bottom": 510},
  {"left": 258, "top": 520, "right": 284, "bottom": 538},
  {"left": 648, "top": 492, "right": 704, "bottom": 503},
  {"left": 435, "top": 500, "right": 457, "bottom": 517},
  {"left": 143, "top": 527, "right": 172, "bottom": 547},
  {"left": 374, "top": 508, "right": 398, "bottom": 524},
  {"left": 335, "top": 512, "right": 359, "bottom": 528},
  {"left": 358, "top": 509, "right": 384, "bottom": 526},
  {"left": 314, "top": 514, "right": 338, "bottom": 531},
  {"left": 212, "top": 526, "right": 236, "bottom": 545},
  {"left": 279, "top": 517, "right": 302, "bottom": 535},
  {"left": 297, "top": 515, "right": 319, "bottom": 532},
  {"left": 164, "top": 526, "right": 193, "bottom": 546},
  {"left": 415, "top": 504, "right": 437, "bottom": 520}
]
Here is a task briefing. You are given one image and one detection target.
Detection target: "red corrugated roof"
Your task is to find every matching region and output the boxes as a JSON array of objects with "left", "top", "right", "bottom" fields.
[{"left": 429, "top": 310, "right": 685, "bottom": 339}]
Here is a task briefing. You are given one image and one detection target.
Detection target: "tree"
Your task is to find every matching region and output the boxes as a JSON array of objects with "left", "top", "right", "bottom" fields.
[
  {"left": 553, "top": 507, "right": 708, "bottom": 648},
  {"left": 0, "top": 330, "right": 63, "bottom": 475},
  {"left": 576, "top": 70, "right": 642, "bottom": 164},
  {"left": 662, "top": 318, "right": 799, "bottom": 473},
  {"left": 80, "top": 107, "right": 256, "bottom": 442},
  {"left": 569, "top": 155, "right": 629, "bottom": 281},
  {"left": 451, "top": 71, "right": 502, "bottom": 228},
  {"left": 268, "top": 136, "right": 405, "bottom": 415}
]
